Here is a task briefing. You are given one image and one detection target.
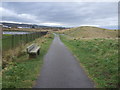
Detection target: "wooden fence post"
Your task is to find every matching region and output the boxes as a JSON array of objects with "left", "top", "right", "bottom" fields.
[
  {"left": 20, "top": 34, "right": 22, "bottom": 45},
  {"left": 12, "top": 35, "right": 14, "bottom": 48},
  {"left": 25, "top": 34, "right": 28, "bottom": 43},
  {"left": 37, "top": 33, "right": 38, "bottom": 38}
]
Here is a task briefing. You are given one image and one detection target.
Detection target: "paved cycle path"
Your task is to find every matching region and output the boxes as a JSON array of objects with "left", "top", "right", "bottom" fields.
[{"left": 34, "top": 34, "right": 94, "bottom": 88}]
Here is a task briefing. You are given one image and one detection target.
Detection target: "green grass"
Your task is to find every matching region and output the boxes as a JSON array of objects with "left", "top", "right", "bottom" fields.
[
  {"left": 2, "top": 34, "right": 53, "bottom": 88},
  {"left": 60, "top": 35, "right": 118, "bottom": 88}
]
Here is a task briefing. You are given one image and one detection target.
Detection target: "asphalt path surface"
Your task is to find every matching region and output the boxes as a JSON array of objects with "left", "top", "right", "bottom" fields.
[{"left": 34, "top": 34, "right": 94, "bottom": 88}]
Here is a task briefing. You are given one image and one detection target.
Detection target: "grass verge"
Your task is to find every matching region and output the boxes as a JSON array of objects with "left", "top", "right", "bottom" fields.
[
  {"left": 60, "top": 35, "right": 118, "bottom": 88},
  {"left": 2, "top": 34, "right": 53, "bottom": 88}
]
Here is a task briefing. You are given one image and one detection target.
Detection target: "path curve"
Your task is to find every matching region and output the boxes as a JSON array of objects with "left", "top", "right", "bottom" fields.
[{"left": 34, "top": 34, "right": 94, "bottom": 88}]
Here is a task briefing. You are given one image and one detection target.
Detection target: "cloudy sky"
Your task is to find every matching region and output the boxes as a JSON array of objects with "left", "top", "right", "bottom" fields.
[{"left": 0, "top": 2, "right": 118, "bottom": 29}]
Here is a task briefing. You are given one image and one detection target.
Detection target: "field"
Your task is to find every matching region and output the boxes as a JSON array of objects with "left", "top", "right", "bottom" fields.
[
  {"left": 58, "top": 26, "right": 119, "bottom": 88},
  {"left": 2, "top": 34, "right": 53, "bottom": 88}
]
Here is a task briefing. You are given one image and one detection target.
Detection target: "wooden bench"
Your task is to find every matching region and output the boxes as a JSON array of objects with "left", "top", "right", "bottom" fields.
[{"left": 26, "top": 44, "right": 40, "bottom": 58}]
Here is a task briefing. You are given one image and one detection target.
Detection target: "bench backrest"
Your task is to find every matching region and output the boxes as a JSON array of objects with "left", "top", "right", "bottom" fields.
[{"left": 27, "top": 44, "right": 36, "bottom": 53}]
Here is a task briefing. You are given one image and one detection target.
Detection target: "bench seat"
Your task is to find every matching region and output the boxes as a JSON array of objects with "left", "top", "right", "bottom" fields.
[
  {"left": 29, "top": 46, "right": 40, "bottom": 53},
  {"left": 26, "top": 44, "right": 40, "bottom": 58}
]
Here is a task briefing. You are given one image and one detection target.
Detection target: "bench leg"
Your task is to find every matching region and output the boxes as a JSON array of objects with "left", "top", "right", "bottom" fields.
[
  {"left": 29, "top": 53, "right": 37, "bottom": 58},
  {"left": 28, "top": 50, "right": 40, "bottom": 58},
  {"left": 37, "top": 49, "right": 40, "bottom": 55}
]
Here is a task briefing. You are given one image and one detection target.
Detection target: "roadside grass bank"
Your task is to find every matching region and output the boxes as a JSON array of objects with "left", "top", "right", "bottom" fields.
[
  {"left": 60, "top": 35, "right": 118, "bottom": 88},
  {"left": 2, "top": 34, "right": 53, "bottom": 88}
]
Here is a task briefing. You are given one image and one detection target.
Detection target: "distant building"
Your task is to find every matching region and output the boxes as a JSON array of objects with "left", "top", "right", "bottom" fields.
[
  {"left": 23, "top": 27, "right": 30, "bottom": 28},
  {"left": 2, "top": 25, "right": 11, "bottom": 28},
  {"left": 3, "top": 25, "right": 9, "bottom": 28},
  {"left": 17, "top": 26, "right": 31, "bottom": 29},
  {"left": 0, "top": 24, "right": 3, "bottom": 27},
  {"left": 18, "top": 27, "right": 23, "bottom": 28}
]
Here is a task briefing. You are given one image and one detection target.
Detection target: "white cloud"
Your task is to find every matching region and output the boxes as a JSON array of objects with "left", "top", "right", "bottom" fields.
[
  {"left": 0, "top": 7, "right": 17, "bottom": 17},
  {"left": 18, "top": 14, "right": 39, "bottom": 22},
  {"left": 0, "top": 7, "right": 39, "bottom": 23},
  {"left": 78, "top": 17, "right": 117, "bottom": 28},
  {"left": 80, "top": 24, "right": 100, "bottom": 27},
  {"left": 39, "top": 22, "right": 62, "bottom": 26},
  {"left": 77, "top": 7, "right": 95, "bottom": 16},
  {"left": 0, "top": 20, "right": 34, "bottom": 24},
  {"left": 91, "top": 17, "right": 117, "bottom": 26},
  {"left": 2, "top": 0, "right": 119, "bottom": 2}
]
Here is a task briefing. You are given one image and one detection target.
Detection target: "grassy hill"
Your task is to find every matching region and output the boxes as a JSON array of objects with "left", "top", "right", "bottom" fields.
[
  {"left": 59, "top": 26, "right": 118, "bottom": 39},
  {"left": 59, "top": 26, "right": 118, "bottom": 88}
]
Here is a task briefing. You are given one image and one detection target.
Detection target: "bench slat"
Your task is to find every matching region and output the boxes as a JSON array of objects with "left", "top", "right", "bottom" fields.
[
  {"left": 29, "top": 47, "right": 40, "bottom": 53},
  {"left": 27, "top": 44, "right": 40, "bottom": 53},
  {"left": 27, "top": 44, "right": 35, "bottom": 53}
]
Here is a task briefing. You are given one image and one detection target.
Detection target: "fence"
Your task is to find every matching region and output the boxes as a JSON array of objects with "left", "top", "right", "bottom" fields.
[{"left": 2, "top": 31, "right": 47, "bottom": 52}]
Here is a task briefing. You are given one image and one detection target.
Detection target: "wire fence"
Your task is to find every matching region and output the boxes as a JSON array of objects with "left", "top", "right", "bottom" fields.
[{"left": 2, "top": 31, "right": 47, "bottom": 52}]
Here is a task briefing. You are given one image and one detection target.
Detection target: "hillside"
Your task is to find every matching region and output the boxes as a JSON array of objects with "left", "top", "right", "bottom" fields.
[
  {"left": 60, "top": 26, "right": 118, "bottom": 39},
  {"left": 60, "top": 26, "right": 118, "bottom": 88}
]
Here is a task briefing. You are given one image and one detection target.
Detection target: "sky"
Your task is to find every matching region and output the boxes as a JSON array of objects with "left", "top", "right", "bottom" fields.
[{"left": 0, "top": 1, "right": 118, "bottom": 29}]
